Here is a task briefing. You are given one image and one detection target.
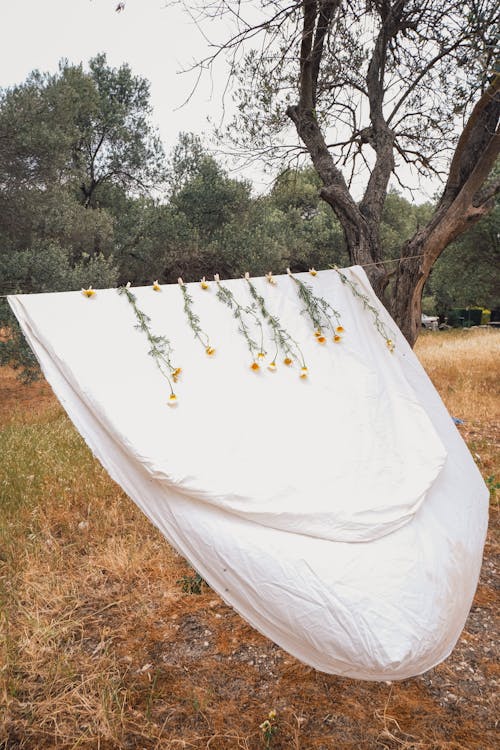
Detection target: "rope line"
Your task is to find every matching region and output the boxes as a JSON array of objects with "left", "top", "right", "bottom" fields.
[{"left": 0, "top": 254, "right": 427, "bottom": 297}]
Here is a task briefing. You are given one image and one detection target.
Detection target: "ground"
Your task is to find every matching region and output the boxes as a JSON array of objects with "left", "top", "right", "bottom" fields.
[{"left": 0, "top": 328, "right": 498, "bottom": 749}]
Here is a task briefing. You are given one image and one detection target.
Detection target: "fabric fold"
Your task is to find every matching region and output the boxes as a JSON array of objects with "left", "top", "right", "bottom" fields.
[{"left": 8, "top": 267, "right": 488, "bottom": 679}]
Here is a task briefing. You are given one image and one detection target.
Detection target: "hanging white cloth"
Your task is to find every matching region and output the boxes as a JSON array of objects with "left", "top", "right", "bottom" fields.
[{"left": 8, "top": 267, "right": 488, "bottom": 680}]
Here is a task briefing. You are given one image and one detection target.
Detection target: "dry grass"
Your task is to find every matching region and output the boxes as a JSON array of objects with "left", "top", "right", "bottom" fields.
[
  {"left": 416, "top": 328, "right": 500, "bottom": 485},
  {"left": 0, "top": 328, "right": 498, "bottom": 749}
]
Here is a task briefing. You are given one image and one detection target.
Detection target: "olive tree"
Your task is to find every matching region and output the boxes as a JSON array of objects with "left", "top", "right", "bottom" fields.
[{"left": 137, "top": 0, "right": 499, "bottom": 344}]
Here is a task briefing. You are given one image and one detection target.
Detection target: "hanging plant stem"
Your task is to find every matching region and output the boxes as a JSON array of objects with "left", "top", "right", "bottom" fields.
[
  {"left": 214, "top": 279, "right": 265, "bottom": 365},
  {"left": 287, "top": 269, "right": 343, "bottom": 336},
  {"left": 179, "top": 282, "right": 215, "bottom": 355},
  {"left": 332, "top": 266, "right": 395, "bottom": 351},
  {"left": 245, "top": 278, "right": 306, "bottom": 368},
  {"left": 118, "top": 285, "right": 180, "bottom": 394}
]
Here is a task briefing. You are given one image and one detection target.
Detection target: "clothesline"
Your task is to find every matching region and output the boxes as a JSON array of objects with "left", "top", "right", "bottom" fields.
[{"left": 0, "top": 254, "right": 426, "bottom": 297}]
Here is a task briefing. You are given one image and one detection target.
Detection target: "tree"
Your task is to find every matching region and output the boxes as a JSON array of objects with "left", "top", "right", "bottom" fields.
[
  {"left": 0, "top": 54, "right": 166, "bottom": 377},
  {"left": 64, "top": 54, "right": 167, "bottom": 207},
  {"left": 429, "top": 199, "right": 500, "bottom": 314},
  {"left": 160, "top": 0, "right": 499, "bottom": 345},
  {"left": 0, "top": 55, "right": 166, "bottom": 255}
]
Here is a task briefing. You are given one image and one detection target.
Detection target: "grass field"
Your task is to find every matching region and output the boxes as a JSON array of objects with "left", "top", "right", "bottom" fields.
[{"left": 1, "top": 328, "right": 498, "bottom": 749}]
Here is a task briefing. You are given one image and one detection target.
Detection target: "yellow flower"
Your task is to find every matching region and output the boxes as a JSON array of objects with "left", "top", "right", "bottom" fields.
[
  {"left": 268, "top": 361, "right": 277, "bottom": 372},
  {"left": 333, "top": 334, "right": 342, "bottom": 343},
  {"left": 336, "top": 325, "right": 344, "bottom": 333},
  {"left": 265, "top": 271, "right": 276, "bottom": 285},
  {"left": 257, "top": 351, "right": 266, "bottom": 359},
  {"left": 260, "top": 720, "right": 271, "bottom": 732},
  {"left": 309, "top": 268, "right": 317, "bottom": 276},
  {"left": 167, "top": 393, "right": 178, "bottom": 407},
  {"left": 81, "top": 287, "right": 96, "bottom": 298},
  {"left": 300, "top": 366, "right": 308, "bottom": 378},
  {"left": 205, "top": 346, "right": 216, "bottom": 356},
  {"left": 317, "top": 336, "right": 326, "bottom": 344},
  {"left": 268, "top": 710, "right": 277, "bottom": 720},
  {"left": 172, "top": 367, "right": 182, "bottom": 382},
  {"left": 386, "top": 339, "right": 395, "bottom": 352},
  {"left": 200, "top": 276, "right": 209, "bottom": 289},
  {"left": 250, "top": 361, "right": 260, "bottom": 371},
  {"left": 152, "top": 280, "right": 161, "bottom": 291},
  {"left": 283, "top": 357, "right": 293, "bottom": 366},
  {"left": 314, "top": 330, "right": 321, "bottom": 338}
]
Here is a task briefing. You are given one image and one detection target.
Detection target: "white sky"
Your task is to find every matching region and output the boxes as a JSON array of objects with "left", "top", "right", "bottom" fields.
[{"left": 0, "top": 0, "right": 440, "bottom": 201}]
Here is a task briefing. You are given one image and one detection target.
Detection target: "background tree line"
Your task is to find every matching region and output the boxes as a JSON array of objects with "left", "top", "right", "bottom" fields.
[{"left": 0, "top": 55, "right": 498, "bottom": 377}]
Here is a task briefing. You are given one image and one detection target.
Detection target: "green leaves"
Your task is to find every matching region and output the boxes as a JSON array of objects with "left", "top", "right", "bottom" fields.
[{"left": 117, "top": 285, "right": 178, "bottom": 394}]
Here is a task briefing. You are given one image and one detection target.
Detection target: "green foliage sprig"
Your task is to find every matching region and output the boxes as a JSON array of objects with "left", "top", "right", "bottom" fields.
[
  {"left": 245, "top": 277, "right": 306, "bottom": 368},
  {"left": 260, "top": 710, "right": 278, "bottom": 748},
  {"left": 178, "top": 280, "right": 215, "bottom": 355},
  {"left": 332, "top": 266, "right": 395, "bottom": 351},
  {"left": 177, "top": 570, "right": 206, "bottom": 595},
  {"left": 287, "top": 269, "right": 343, "bottom": 336},
  {"left": 214, "top": 276, "right": 265, "bottom": 365},
  {"left": 118, "top": 284, "right": 180, "bottom": 396}
]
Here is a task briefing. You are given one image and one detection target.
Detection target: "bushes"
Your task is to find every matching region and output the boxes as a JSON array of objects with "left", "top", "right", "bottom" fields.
[{"left": 0, "top": 243, "right": 118, "bottom": 380}]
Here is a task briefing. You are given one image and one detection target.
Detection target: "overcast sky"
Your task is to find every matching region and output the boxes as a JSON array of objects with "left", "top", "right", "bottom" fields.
[
  {"left": 0, "top": 2, "right": 264, "bottom": 178},
  {"left": 0, "top": 0, "right": 440, "bottom": 201}
]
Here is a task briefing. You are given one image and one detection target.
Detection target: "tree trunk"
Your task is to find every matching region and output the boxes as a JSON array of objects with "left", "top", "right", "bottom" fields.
[
  {"left": 286, "top": 1, "right": 499, "bottom": 348},
  {"left": 389, "top": 255, "right": 425, "bottom": 347}
]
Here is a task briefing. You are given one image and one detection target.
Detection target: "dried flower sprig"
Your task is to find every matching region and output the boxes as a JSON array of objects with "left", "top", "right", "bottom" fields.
[
  {"left": 178, "top": 279, "right": 215, "bottom": 357},
  {"left": 245, "top": 277, "right": 306, "bottom": 370},
  {"left": 214, "top": 276, "right": 265, "bottom": 366},
  {"left": 287, "top": 269, "right": 343, "bottom": 338},
  {"left": 332, "top": 266, "right": 395, "bottom": 351},
  {"left": 118, "top": 284, "right": 180, "bottom": 399}
]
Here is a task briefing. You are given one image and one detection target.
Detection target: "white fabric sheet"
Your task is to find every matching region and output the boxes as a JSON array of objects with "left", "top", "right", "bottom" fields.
[{"left": 8, "top": 267, "right": 488, "bottom": 679}]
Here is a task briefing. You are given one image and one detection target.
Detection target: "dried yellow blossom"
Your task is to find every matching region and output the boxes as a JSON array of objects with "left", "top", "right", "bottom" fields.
[
  {"left": 268, "top": 361, "right": 277, "bottom": 372},
  {"left": 336, "top": 325, "right": 344, "bottom": 333},
  {"left": 167, "top": 394, "right": 178, "bottom": 407},
  {"left": 333, "top": 334, "right": 342, "bottom": 343},
  {"left": 300, "top": 366, "right": 308, "bottom": 378},
  {"left": 200, "top": 276, "right": 209, "bottom": 289},
  {"left": 152, "top": 280, "right": 161, "bottom": 291},
  {"left": 205, "top": 346, "right": 216, "bottom": 356},
  {"left": 250, "top": 361, "right": 260, "bottom": 371},
  {"left": 386, "top": 339, "right": 395, "bottom": 352},
  {"left": 317, "top": 336, "right": 326, "bottom": 344},
  {"left": 265, "top": 271, "right": 276, "bottom": 285},
  {"left": 283, "top": 357, "right": 293, "bottom": 366},
  {"left": 81, "top": 287, "right": 96, "bottom": 298},
  {"left": 257, "top": 351, "right": 266, "bottom": 359},
  {"left": 268, "top": 710, "right": 277, "bottom": 720},
  {"left": 172, "top": 367, "right": 182, "bottom": 382},
  {"left": 309, "top": 268, "right": 318, "bottom": 276}
]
